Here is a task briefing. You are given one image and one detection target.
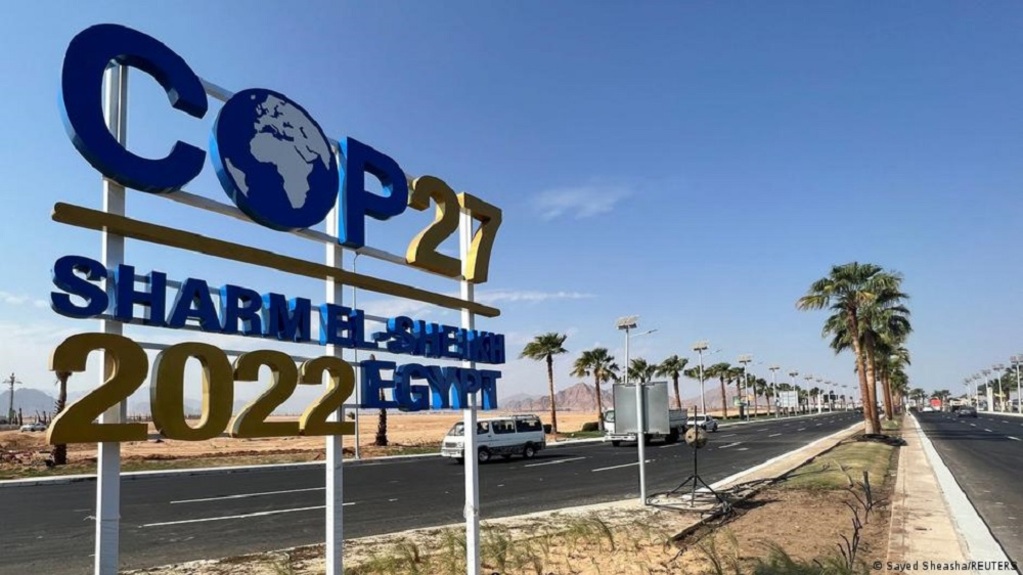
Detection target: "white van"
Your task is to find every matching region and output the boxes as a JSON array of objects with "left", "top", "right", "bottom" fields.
[{"left": 440, "top": 414, "right": 546, "bottom": 463}]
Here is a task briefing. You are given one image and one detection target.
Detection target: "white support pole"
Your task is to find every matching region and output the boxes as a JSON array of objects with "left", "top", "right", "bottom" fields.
[
  {"left": 324, "top": 202, "right": 345, "bottom": 575},
  {"left": 96, "top": 63, "right": 127, "bottom": 575},
  {"left": 351, "top": 255, "right": 361, "bottom": 460},
  {"left": 460, "top": 209, "right": 480, "bottom": 575}
]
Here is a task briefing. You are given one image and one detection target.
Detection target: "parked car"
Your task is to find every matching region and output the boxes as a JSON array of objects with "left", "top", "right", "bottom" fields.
[
  {"left": 19, "top": 422, "right": 47, "bottom": 432},
  {"left": 440, "top": 414, "right": 546, "bottom": 463},
  {"left": 956, "top": 406, "right": 978, "bottom": 418},
  {"left": 685, "top": 414, "right": 719, "bottom": 432}
]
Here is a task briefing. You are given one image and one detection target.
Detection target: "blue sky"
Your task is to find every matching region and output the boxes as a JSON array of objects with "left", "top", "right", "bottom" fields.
[{"left": 2, "top": 2, "right": 1023, "bottom": 409}]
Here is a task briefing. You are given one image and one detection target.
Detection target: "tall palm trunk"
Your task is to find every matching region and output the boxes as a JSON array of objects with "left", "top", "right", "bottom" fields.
[
  {"left": 372, "top": 354, "right": 388, "bottom": 447},
  {"left": 594, "top": 373, "right": 604, "bottom": 431},
  {"left": 862, "top": 337, "right": 882, "bottom": 432},
  {"left": 845, "top": 309, "right": 878, "bottom": 434},
  {"left": 672, "top": 375, "right": 681, "bottom": 411},
  {"left": 719, "top": 376, "right": 728, "bottom": 418},
  {"left": 881, "top": 366, "right": 895, "bottom": 420},
  {"left": 51, "top": 371, "right": 70, "bottom": 466},
  {"left": 546, "top": 355, "right": 558, "bottom": 434}
]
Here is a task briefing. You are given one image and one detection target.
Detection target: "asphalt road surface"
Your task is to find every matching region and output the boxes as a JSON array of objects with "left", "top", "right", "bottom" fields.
[
  {"left": 915, "top": 410, "right": 1023, "bottom": 567},
  {"left": 1, "top": 411, "right": 859, "bottom": 574}
]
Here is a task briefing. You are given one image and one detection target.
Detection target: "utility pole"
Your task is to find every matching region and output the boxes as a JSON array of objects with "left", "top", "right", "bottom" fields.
[{"left": 4, "top": 373, "right": 23, "bottom": 423}]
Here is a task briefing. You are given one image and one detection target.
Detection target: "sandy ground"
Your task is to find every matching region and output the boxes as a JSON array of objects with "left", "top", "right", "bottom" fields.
[{"left": 0, "top": 410, "right": 598, "bottom": 464}]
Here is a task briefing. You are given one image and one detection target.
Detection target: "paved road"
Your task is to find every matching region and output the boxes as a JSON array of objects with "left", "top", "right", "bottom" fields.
[
  {"left": 1, "top": 412, "right": 859, "bottom": 574},
  {"left": 915, "top": 411, "right": 1023, "bottom": 566}
]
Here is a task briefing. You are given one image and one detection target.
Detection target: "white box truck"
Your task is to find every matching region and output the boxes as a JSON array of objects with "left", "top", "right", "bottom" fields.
[{"left": 603, "top": 382, "right": 687, "bottom": 446}]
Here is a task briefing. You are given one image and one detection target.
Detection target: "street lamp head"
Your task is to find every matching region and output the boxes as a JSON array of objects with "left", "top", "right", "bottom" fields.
[
  {"left": 789, "top": 370, "right": 798, "bottom": 377},
  {"left": 769, "top": 365, "right": 780, "bottom": 371},
  {"left": 615, "top": 315, "right": 638, "bottom": 330},
  {"left": 692, "top": 340, "right": 709, "bottom": 352},
  {"left": 738, "top": 354, "right": 752, "bottom": 365},
  {"left": 993, "top": 363, "right": 1005, "bottom": 371}
]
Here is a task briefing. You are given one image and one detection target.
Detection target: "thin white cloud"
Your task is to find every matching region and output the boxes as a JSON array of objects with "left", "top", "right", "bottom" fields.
[
  {"left": 0, "top": 291, "right": 48, "bottom": 308},
  {"left": 476, "top": 290, "right": 595, "bottom": 304},
  {"left": 534, "top": 185, "right": 631, "bottom": 221}
]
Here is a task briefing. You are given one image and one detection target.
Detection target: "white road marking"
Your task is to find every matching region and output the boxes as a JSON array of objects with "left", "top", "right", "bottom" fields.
[
  {"left": 592, "top": 460, "right": 652, "bottom": 472},
  {"left": 171, "top": 487, "right": 324, "bottom": 504},
  {"left": 736, "top": 447, "right": 749, "bottom": 451},
  {"left": 815, "top": 423, "right": 822, "bottom": 426},
  {"left": 985, "top": 429, "right": 993, "bottom": 433},
  {"left": 720, "top": 434, "right": 737, "bottom": 438},
  {"left": 970, "top": 424, "right": 977, "bottom": 427},
  {"left": 1009, "top": 436, "right": 1021, "bottom": 441},
  {"left": 718, "top": 442, "right": 743, "bottom": 449},
  {"left": 797, "top": 428, "right": 807, "bottom": 431},
  {"left": 142, "top": 504, "right": 350, "bottom": 527},
  {"left": 524, "top": 456, "right": 587, "bottom": 467},
  {"left": 768, "top": 433, "right": 782, "bottom": 438}
]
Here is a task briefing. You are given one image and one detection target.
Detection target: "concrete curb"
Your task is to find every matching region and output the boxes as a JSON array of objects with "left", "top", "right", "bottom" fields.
[
  {"left": 0, "top": 436, "right": 606, "bottom": 489},
  {"left": 911, "top": 413, "right": 1013, "bottom": 571}
]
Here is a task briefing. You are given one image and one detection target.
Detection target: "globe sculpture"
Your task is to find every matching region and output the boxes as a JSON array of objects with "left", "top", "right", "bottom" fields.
[{"left": 211, "top": 88, "right": 339, "bottom": 231}]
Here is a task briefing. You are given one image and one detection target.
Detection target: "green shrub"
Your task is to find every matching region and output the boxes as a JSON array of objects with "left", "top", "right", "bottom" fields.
[{"left": 581, "top": 421, "right": 600, "bottom": 432}]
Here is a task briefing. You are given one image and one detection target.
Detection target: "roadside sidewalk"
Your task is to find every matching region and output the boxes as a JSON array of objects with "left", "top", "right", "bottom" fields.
[{"left": 887, "top": 414, "right": 1014, "bottom": 575}]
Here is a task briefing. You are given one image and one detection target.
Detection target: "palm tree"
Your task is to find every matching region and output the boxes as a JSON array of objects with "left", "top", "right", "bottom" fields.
[
  {"left": 627, "top": 358, "right": 658, "bottom": 384},
  {"left": 370, "top": 353, "right": 388, "bottom": 447},
  {"left": 571, "top": 348, "right": 618, "bottom": 431},
  {"left": 861, "top": 293, "right": 912, "bottom": 420},
  {"left": 51, "top": 370, "right": 72, "bottom": 465},
  {"left": 707, "top": 362, "right": 732, "bottom": 415},
  {"left": 753, "top": 377, "right": 768, "bottom": 415},
  {"left": 656, "top": 355, "right": 689, "bottom": 410},
  {"left": 521, "top": 333, "right": 568, "bottom": 434},
  {"left": 798, "top": 262, "right": 906, "bottom": 435}
]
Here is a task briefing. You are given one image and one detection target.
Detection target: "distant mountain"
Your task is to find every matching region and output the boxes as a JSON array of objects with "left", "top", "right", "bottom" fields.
[
  {"left": 501, "top": 382, "right": 611, "bottom": 413},
  {"left": 0, "top": 388, "right": 57, "bottom": 416}
]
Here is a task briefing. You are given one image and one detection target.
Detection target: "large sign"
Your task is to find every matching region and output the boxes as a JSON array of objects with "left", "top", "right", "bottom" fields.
[{"left": 48, "top": 23, "right": 506, "bottom": 445}]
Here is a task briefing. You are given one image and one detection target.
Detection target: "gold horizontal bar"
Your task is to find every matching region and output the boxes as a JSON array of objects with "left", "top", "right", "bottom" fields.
[{"left": 52, "top": 202, "right": 500, "bottom": 318}]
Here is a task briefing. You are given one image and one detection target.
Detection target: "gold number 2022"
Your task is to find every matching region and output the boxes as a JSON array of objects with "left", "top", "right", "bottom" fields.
[{"left": 46, "top": 333, "right": 355, "bottom": 445}]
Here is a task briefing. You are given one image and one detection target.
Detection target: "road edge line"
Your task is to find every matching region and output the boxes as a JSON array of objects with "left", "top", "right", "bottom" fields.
[{"left": 911, "top": 412, "right": 1013, "bottom": 567}]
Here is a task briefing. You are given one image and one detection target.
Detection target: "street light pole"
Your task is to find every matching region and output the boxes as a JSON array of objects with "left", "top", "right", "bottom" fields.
[
  {"left": 1013, "top": 356, "right": 1022, "bottom": 414},
  {"left": 994, "top": 362, "right": 1010, "bottom": 411},
  {"left": 693, "top": 341, "right": 709, "bottom": 418},
  {"left": 805, "top": 374, "right": 817, "bottom": 414},
  {"left": 738, "top": 355, "right": 752, "bottom": 420},
  {"left": 788, "top": 370, "right": 798, "bottom": 416},
  {"left": 617, "top": 316, "right": 656, "bottom": 506},
  {"left": 769, "top": 366, "right": 780, "bottom": 418},
  {"left": 981, "top": 369, "right": 992, "bottom": 412}
]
